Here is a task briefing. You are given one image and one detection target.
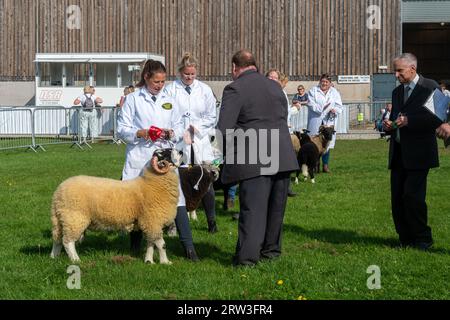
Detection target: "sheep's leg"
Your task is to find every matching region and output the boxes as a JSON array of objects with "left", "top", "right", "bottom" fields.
[
  {"left": 154, "top": 238, "right": 172, "bottom": 265},
  {"left": 144, "top": 240, "right": 155, "bottom": 264},
  {"left": 50, "top": 241, "right": 62, "bottom": 258},
  {"left": 189, "top": 210, "right": 198, "bottom": 221},
  {"left": 63, "top": 241, "right": 80, "bottom": 263},
  {"left": 309, "top": 167, "right": 316, "bottom": 184},
  {"left": 301, "top": 164, "right": 309, "bottom": 181},
  {"left": 295, "top": 171, "right": 300, "bottom": 185}
]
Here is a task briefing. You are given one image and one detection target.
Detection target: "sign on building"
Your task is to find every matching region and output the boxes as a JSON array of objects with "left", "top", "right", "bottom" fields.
[{"left": 338, "top": 75, "right": 371, "bottom": 84}]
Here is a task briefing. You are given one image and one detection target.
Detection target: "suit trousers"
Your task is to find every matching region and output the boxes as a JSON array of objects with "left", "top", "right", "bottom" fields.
[
  {"left": 234, "top": 172, "right": 290, "bottom": 265},
  {"left": 391, "top": 145, "right": 432, "bottom": 245}
]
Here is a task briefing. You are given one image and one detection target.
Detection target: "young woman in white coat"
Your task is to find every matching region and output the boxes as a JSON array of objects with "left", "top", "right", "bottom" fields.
[
  {"left": 117, "top": 59, "right": 199, "bottom": 261},
  {"left": 165, "top": 53, "right": 219, "bottom": 233},
  {"left": 306, "top": 73, "right": 343, "bottom": 173}
]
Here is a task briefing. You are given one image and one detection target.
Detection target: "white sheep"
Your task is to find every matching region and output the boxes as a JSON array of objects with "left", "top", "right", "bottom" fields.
[{"left": 50, "top": 150, "right": 180, "bottom": 264}]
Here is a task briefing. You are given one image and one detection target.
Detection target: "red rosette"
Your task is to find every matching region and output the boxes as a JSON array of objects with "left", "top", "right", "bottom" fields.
[{"left": 148, "top": 126, "right": 163, "bottom": 141}]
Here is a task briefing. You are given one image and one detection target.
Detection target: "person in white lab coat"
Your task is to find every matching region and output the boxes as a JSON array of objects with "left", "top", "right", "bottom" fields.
[
  {"left": 307, "top": 73, "right": 343, "bottom": 173},
  {"left": 117, "top": 59, "right": 199, "bottom": 261},
  {"left": 165, "top": 53, "right": 219, "bottom": 233}
]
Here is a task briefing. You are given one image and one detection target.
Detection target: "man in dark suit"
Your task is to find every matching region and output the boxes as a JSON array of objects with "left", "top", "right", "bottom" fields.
[
  {"left": 218, "top": 50, "right": 299, "bottom": 266},
  {"left": 383, "top": 53, "right": 443, "bottom": 251}
]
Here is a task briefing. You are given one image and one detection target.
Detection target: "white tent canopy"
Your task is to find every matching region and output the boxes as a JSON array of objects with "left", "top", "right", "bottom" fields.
[{"left": 34, "top": 53, "right": 165, "bottom": 64}]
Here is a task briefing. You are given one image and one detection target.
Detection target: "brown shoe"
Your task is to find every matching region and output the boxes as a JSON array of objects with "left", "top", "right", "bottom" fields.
[
  {"left": 323, "top": 165, "right": 331, "bottom": 173},
  {"left": 227, "top": 198, "right": 235, "bottom": 210}
]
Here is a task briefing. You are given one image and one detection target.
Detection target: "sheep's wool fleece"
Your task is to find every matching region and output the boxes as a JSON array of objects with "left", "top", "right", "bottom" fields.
[{"left": 51, "top": 167, "right": 179, "bottom": 242}]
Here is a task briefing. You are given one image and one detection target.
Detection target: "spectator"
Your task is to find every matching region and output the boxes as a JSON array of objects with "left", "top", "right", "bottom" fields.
[
  {"left": 293, "top": 85, "right": 309, "bottom": 106},
  {"left": 73, "top": 86, "right": 103, "bottom": 143},
  {"left": 439, "top": 81, "right": 450, "bottom": 97},
  {"left": 118, "top": 85, "right": 135, "bottom": 108}
]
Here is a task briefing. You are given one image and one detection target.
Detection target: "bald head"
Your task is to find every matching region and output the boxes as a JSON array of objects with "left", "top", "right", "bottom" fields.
[
  {"left": 231, "top": 50, "right": 258, "bottom": 80},
  {"left": 232, "top": 50, "right": 256, "bottom": 68}
]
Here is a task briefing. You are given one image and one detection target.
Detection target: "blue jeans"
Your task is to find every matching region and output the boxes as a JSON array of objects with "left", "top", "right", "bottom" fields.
[
  {"left": 322, "top": 151, "right": 330, "bottom": 166},
  {"left": 228, "top": 185, "right": 238, "bottom": 201}
]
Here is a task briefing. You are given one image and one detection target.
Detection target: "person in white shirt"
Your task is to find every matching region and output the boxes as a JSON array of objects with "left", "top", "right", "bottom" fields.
[
  {"left": 117, "top": 59, "right": 200, "bottom": 261},
  {"left": 165, "top": 53, "right": 219, "bottom": 233},
  {"left": 440, "top": 81, "right": 450, "bottom": 97},
  {"left": 306, "top": 73, "right": 343, "bottom": 173},
  {"left": 73, "top": 86, "right": 103, "bottom": 143}
]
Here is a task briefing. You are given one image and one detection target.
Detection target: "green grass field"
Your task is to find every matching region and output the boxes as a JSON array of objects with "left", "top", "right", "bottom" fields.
[{"left": 0, "top": 140, "right": 449, "bottom": 300}]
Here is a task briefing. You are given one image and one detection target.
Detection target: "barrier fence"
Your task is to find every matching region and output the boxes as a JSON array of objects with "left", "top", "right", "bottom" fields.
[
  {"left": 0, "top": 106, "right": 120, "bottom": 152},
  {"left": 1, "top": 103, "right": 389, "bottom": 152}
]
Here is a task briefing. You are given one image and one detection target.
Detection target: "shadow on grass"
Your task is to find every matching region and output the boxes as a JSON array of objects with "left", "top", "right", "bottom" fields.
[
  {"left": 21, "top": 229, "right": 232, "bottom": 265},
  {"left": 284, "top": 224, "right": 450, "bottom": 254}
]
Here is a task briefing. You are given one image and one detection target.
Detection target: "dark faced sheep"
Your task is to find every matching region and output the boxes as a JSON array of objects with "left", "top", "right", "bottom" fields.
[{"left": 50, "top": 149, "right": 182, "bottom": 264}]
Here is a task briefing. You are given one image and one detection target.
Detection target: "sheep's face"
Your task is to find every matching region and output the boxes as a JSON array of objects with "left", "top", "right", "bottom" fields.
[
  {"left": 153, "top": 148, "right": 183, "bottom": 167},
  {"left": 319, "top": 126, "right": 335, "bottom": 141}
]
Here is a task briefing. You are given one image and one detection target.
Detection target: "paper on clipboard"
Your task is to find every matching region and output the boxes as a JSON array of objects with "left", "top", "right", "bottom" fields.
[{"left": 424, "top": 89, "right": 450, "bottom": 122}]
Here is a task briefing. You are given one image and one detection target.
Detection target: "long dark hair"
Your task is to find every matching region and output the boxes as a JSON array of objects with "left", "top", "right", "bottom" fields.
[{"left": 137, "top": 59, "right": 167, "bottom": 88}]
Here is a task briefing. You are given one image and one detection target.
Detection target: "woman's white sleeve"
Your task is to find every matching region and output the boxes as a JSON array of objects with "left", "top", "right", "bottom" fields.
[
  {"left": 117, "top": 95, "right": 140, "bottom": 145},
  {"left": 307, "top": 90, "right": 324, "bottom": 114},
  {"left": 195, "top": 89, "right": 217, "bottom": 139}
]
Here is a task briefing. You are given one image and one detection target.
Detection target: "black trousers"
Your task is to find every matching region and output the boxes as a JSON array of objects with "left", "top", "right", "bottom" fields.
[
  {"left": 234, "top": 172, "right": 290, "bottom": 265},
  {"left": 391, "top": 146, "right": 432, "bottom": 245},
  {"left": 201, "top": 185, "right": 216, "bottom": 222}
]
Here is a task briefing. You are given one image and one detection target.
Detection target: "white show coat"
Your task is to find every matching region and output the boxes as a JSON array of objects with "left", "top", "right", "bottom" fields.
[
  {"left": 306, "top": 85, "right": 343, "bottom": 149},
  {"left": 164, "top": 79, "right": 217, "bottom": 164},
  {"left": 117, "top": 87, "right": 186, "bottom": 206}
]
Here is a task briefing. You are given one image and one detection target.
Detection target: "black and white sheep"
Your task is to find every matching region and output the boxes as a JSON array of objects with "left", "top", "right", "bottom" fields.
[{"left": 50, "top": 149, "right": 182, "bottom": 264}]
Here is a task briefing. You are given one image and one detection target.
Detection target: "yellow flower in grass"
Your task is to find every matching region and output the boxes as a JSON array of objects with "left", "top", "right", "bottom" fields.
[
  {"left": 277, "top": 280, "right": 284, "bottom": 286},
  {"left": 297, "top": 295, "right": 307, "bottom": 300}
]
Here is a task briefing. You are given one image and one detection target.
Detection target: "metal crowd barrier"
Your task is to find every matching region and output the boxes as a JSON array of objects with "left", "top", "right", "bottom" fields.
[
  {"left": 0, "top": 107, "right": 35, "bottom": 151},
  {"left": 289, "top": 105, "right": 349, "bottom": 134},
  {"left": 0, "top": 106, "right": 121, "bottom": 152},
  {"left": 288, "top": 101, "right": 392, "bottom": 133}
]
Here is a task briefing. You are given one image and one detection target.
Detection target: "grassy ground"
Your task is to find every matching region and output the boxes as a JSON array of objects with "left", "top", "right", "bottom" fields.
[{"left": 0, "top": 140, "right": 449, "bottom": 300}]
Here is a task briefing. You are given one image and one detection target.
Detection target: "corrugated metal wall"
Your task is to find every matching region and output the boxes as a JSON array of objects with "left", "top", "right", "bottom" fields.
[{"left": 0, "top": 0, "right": 402, "bottom": 81}]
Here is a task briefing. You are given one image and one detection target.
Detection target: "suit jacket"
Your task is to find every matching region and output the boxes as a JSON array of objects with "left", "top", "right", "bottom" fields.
[
  {"left": 218, "top": 70, "right": 299, "bottom": 184},
  {"left": 388, "top": 75, "right": 442, "bottom": 170}
]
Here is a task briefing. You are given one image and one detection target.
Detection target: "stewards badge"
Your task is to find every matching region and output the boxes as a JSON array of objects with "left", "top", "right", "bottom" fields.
[{"left": 162, "top": 103, "right": 173, "bottom": 110}]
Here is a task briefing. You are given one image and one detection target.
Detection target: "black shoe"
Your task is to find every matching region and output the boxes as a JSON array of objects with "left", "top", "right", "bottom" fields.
[
  {"left": 287, "top": 191, "right": 297, "bottom": 197},
  {"left": 185, "top": 248, "right": 200, "bottom": 262},
  {"left": 414, "top": 241, "right": 433, "bottom": 251},
  {"left": 207, "top": 220, "right": 218, "bottom": 233}
]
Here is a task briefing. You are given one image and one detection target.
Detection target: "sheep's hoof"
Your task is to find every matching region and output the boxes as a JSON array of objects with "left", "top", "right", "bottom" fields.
[
  {"left": 295, "top": 178, "right": 299, "bottom": 185},
  {"left": 161, "top": 260, "right": 172, "bottom": 265},
  {"left": 311, "top": 179, "right": 316, "bottom": 184},
  {"left": 145, "top": 260, "right": 155, "bottom": 264},
  {"left": 303, "top": 177, "right": 308, "bottom": 182}
]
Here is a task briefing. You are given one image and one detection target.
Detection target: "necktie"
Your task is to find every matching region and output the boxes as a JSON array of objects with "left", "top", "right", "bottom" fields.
[
  {"left": 397, "top": 86, "right": 410, "bottom": 143},
  {"left": 404, "top": 85, "right": 410, "bottom": 104},
  {"left": 151, "top": 96, "right": 156, "bottom": 102},
  {"left": 185, "top": 86, "right": 192, "bottom": 95}
]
